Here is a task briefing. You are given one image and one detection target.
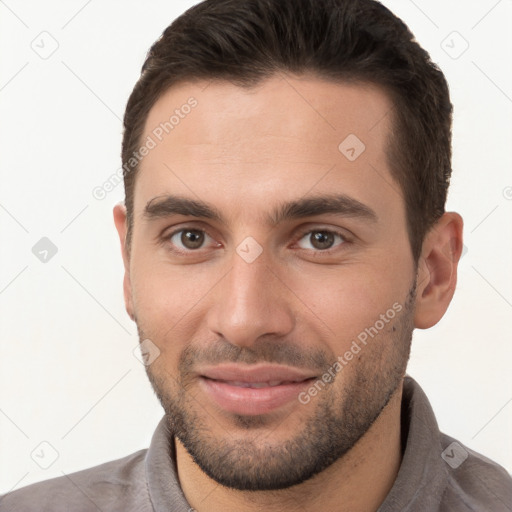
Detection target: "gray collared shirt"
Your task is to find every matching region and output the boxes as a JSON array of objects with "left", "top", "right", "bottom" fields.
[{"left": 1, "top": 376, "right": 511, "bottom": 511}]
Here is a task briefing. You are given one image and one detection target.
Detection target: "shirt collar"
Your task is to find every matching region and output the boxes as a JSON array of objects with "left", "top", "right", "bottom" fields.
[
  {"left": 145, "top": 415, "right": 190, "bottom": 511},
  {"left": 377, "top": 375, "right": 449, "bottom": 511}
]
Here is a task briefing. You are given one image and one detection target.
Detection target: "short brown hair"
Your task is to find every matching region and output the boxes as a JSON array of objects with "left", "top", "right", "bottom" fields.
[{"left": 122, "top": 0, "right": 452, "bottom": 261}]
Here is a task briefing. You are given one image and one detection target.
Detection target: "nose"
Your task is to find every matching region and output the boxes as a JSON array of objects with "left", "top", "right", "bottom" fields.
[{"left": 206, "top": 249, "right": 295, "bottom": 349}]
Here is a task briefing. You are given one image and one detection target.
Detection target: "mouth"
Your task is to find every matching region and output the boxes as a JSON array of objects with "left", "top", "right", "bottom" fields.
[
  {"left": 198, "top": 364, "right": 318, "bottom": 416},
  {"left": 214, "top": 379, "right": 310, "bottom": 388}
]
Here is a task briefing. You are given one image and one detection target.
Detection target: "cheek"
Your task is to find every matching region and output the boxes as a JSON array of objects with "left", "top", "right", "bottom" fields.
[
  {"left": 288, "top": 261, "right": 409, "bottom": 348},
  {"left": 129, "top": 256, "right": 216, "bottom": 345},
  {"left": 130, "top": 244, "right": 179, "bottom": 313}
]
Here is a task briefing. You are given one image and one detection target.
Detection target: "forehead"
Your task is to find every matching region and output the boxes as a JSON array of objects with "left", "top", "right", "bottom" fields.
[{"left": 134, "top": 75, "right": 401, "bottom": 224}]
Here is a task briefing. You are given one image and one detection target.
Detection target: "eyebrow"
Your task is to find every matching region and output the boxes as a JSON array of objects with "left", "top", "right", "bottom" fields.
[{"left": 143, "top": 193, "right": 378, "bottom": 225}]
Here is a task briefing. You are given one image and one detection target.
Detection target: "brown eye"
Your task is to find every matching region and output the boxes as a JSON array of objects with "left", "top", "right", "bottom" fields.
[
  {"left": 297, "top": 230, "right": 345, "bottom": 251},
  {"left": 310, "top": 231, "right": 334, "bottom": 249},
  {"left": 167, "top": 229, "right": 212, "bottom": 251},
  {"left": 180, "top": 229, "right": 205, "bottom": 249}
]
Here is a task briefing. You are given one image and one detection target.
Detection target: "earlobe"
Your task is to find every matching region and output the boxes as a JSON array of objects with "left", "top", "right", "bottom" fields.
[
  {"left": 413, "top": 212, "right": 464, "bottom": 329},
  {"left": 113, "top": 202, "right": 135, "bottom": 322}
]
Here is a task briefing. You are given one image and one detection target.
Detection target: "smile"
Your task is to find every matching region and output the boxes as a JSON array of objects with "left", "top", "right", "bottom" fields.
[{"left": 197, "top": 365, "right": 317, "bottom": 415}]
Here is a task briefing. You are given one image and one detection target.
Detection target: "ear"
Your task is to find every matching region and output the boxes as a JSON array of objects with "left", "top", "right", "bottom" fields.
[
  {"left": 113, "top": 202, "right": 135, "bottom": 322},
  {"left": 414, "top": 212, "right": 464, "bottom": 329}
]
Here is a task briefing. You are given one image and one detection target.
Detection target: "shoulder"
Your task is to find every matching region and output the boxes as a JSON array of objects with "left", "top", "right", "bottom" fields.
[
  {"left": 0, "top": 449, "right": 151, "bottom": 512},
  {"left": 439, "top": 434, "right": 512, "bottom": 511}
]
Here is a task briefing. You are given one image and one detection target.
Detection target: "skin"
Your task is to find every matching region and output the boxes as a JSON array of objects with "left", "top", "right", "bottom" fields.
[{"left": 113, "top": 74, "right": 464, "bottom": 512}]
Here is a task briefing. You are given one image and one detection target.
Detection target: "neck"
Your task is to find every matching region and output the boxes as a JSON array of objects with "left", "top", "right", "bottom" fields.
[{"left": 175, "top": 383, "right": 404, "bottom": 512}]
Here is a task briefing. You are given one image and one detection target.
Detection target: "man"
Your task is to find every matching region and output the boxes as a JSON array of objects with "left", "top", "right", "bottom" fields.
[{"left": 2, "top": 0, "right": 511, "bottom": 510}]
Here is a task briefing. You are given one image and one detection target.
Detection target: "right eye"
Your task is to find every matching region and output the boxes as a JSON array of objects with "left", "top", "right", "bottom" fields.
[{"left": 162, "top": 227, "right": 222, "bottom": 256}]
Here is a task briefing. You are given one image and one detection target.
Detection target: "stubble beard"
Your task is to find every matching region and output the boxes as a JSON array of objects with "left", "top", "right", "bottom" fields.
[{"left": 141, "top": 284, "right": 415, "bottom": 491}]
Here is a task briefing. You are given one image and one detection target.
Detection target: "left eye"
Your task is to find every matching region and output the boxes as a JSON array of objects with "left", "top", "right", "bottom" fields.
[
  {"left": 169, "top": 229, "right": 214, "bottom": 250},
  {"left": 296, "top": 230, "right": 346, "bottom": 251}
]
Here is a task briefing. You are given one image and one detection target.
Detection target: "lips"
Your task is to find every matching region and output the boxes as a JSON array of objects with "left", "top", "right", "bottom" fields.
[
  {"left": 198, "top": 364, "right": 317, "bottom": 415},
  {"left": 199, "top": 363, "right": 316, "bottom": 383},
  {"left": 223, "top": 380, "right": 305, "bottom": 388}
]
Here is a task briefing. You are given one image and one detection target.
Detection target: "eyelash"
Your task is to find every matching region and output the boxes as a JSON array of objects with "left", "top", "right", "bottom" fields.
[{"left": 161, "top": 226, "right": 351, "bottom": 256}]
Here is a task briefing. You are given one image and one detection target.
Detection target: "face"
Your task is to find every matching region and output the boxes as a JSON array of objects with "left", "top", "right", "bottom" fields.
[{"left": 118, "top": 75, "right": 417, "bottom": 490}]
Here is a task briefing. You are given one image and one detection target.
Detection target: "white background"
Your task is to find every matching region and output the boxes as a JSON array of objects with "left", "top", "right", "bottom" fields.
[{"left": 1, "top": 0, "right": 511, "bottom": 493}]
